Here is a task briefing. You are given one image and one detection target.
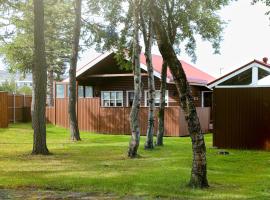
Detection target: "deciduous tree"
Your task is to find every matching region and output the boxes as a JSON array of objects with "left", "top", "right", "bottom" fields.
[
  {"left": 128, "top": 0, "right": 141, "bottom": 157},
  {"left": 149, "top": 0, "right": 231, "bottom": 188},
  {"left": 140, "top": 0, "right": 155, "bottom": 150}
]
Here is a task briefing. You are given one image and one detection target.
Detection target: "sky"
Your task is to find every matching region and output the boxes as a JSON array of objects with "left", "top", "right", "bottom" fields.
[
  {"left": 1, "top": 0, "right": 269, "bottom": 78},
  {"left": 77, "top": 0, "right": 270, "bottom": 78}
]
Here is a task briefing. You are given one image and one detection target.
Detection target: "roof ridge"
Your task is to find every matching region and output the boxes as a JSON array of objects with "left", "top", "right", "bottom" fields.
[{"left": 76, "top": 53, "right": 104, "bottom": 72}]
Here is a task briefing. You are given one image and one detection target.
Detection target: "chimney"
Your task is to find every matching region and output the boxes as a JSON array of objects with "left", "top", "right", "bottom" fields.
[{"left": 263, "top": 57, "right": 268, "bottom": 64}]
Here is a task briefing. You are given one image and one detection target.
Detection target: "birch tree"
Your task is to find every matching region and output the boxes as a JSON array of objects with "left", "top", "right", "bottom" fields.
[
  {"left": 156, "top": 61, "right": 167, "bottom": 146},
  {"left": 128, "top": 0, "right": 141, "bottom": 157},
  {"left": 149, "top": 0, "right": 231, "bottom": 188},
  {"left": 140, "top": 1, "right": 155, "bottom": 150}
]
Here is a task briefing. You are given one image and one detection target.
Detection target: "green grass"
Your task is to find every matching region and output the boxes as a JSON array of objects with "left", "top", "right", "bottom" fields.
[{"left": 0, "top": 123, "right": 270, "bottom": 199}]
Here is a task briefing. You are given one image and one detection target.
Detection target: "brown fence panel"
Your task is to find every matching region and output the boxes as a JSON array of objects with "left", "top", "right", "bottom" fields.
[
  {"left": 179, "top": 107, "right": 210, "bottom": 136},
  {"left": 165, "top": 107, "right": 181, "bottom": 136},
  {"left": 0, "top": 92, "right": 8, "bottom": 128},
  {"left": 78, "top": 98, "right": 100, "bottom": 132},
  {"left": 213, "top": 87, "right": 270, "bottom": 150},
  {"left": 8, "top": 94, "right": 32, "bottom": 122},
  {"left": 197, "top": 107, "right": 211, "bottom": 133},
  {"left": 99, "top": 107, "right": 125, "bottom": 134},
  {"left": 46, "top": 98, "right": 210, "bottom": 137},
  {"left": 55, "top": 98, "right": 69, "bottom": 128},
  {"left": 46, "top": 107, "right": 55, "bottom": 124}
]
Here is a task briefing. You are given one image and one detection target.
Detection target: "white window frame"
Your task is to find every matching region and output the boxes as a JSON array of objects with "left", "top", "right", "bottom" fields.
[
  {"left": 144, "top": 90, "right": 169, "bottom": 107},
  {"left": 101, "top": 91, "right": 124, "bottom": 107}
]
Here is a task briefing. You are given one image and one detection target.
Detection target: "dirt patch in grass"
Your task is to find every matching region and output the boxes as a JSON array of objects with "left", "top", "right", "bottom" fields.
[{"left": 0, "top": 189, "right": 118, "bottom": 200}]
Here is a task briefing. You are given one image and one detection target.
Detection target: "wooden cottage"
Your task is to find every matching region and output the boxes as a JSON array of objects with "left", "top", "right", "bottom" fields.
[
  {"left": 208, "top": 58, "right": 270, "bottom": 150},
  {"left": 46, "top": 51, "right": 214, "bottom": 136}
]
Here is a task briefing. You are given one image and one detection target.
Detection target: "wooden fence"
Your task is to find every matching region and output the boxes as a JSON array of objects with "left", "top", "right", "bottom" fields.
[
  {"left": 8, "top": 94, "right": 32, "bottom": 122},
  {"left": 0, "top": 92, "right": 8, "bottom": 128},
  {"left": 213, "top": 87, "right": 270, "bottom": 150},
  {"left": 46, "top": 98, "right": 211, "bottom": 136}
]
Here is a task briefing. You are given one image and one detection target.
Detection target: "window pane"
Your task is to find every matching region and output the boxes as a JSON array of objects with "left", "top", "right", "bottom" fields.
[
  {"left": 258, "top": 68, "right": 270, "bottom": 80},
  {"left": 78, "top": 86, "right": 84, "bottom": 98},
  {"left": 110, "top": 92, "right": 116, "bottom": 99},
  {"left": 116, "top": 100, "right": 122, "bottom": 106},
  {"left": 103, "top": 92, "right": 110, "bottom": 100},
  {"left": 110, "top": 100, "right": 116, "bottom": 106},
  {"left": 56, "top": 85, "right": 65, "bottom": 98},
  {"left": 85, "top": 86, "right": 93, "bottom": 97},
  {"left": 220, "top": 68, "right": 252, "bottom": 85},
  {"left": 103, "top": 100, "right": 110, "bottom": 107},
  {"left": 116, "top": 92, "right": 123, "bottom": 100},
  {"left": 127, "top": 91, "right": 134, "bottom": 107}
]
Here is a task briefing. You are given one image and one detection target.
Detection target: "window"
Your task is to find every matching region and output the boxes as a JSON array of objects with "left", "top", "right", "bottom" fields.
[
  {"left": 101, "top": 91, "right": 123, "bottom": 107},
  {"left": 258, "top": 68, "right": 270, "bottom": 80},
  {"left": 56, "top": 84, "right": 65, "bottom": 98},
  {"left": 219, "top": 68, "right": 252, "bottom": 86},
  {"left": 145, "top": 90, "right": 168, "bottom": 107},
  {"left": 85, "top": 86, "right": 93, "bottom": 98},
  {"left": 126, "top": 91, "right": 134, "bottom": 107},
  {"left": 78, "top": 86, "right": 84, "bottom": 98}
]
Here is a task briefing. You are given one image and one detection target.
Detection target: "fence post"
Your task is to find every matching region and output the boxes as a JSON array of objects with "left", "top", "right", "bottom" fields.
[
  {"left": 13, "top": 92, "right": 16, "bottom": 123},
  {"left": 23, "top": 93, "right": 26, "bottom": 107},
  {"left": 54, "top": 81, "right": 56, "bottom": 125}
]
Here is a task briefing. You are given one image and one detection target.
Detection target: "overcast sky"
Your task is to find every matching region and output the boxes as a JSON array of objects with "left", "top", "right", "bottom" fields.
[
  {"left": 78, "top": 0, "right": 270, "bottom": 78},
  {"left": 1, "top": 0, "right": 269, "bottom": 78}
]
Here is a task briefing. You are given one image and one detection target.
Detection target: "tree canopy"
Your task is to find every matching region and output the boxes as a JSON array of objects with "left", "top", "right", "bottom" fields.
[{"left": 0, "top": 0, "right": 73, "bottom": 78}]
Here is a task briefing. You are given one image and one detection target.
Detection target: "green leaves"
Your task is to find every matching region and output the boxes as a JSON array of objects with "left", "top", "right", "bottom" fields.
[{"left": 0, "top": 0, "right": 73, "bottom": 79}]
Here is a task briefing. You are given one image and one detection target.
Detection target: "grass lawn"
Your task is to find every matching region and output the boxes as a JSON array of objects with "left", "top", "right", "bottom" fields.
[{"left": 0, "top": 123, "right": 270, "bottom": 199}]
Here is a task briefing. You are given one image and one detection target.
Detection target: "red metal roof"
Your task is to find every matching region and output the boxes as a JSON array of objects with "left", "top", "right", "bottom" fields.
[
  {"left": 73, "top": 52, "right": 215, "bottom": 85},
  {"left": 140, "top": 54, "right": 215, "bottom": 84}
]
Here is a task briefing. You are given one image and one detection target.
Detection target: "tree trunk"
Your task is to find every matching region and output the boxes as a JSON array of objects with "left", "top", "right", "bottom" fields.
[
  {"left": 69, "top": 0, "right": 81, "bottom": 141},
  {"left": 144, "top": 49, "right": 155, "bottom": 149},
  {"left": 140, "top": 12, "right": 155, "bottom": 150},
  {"left": 48, "top": 68, "right": 54, "bottom": 107},
  {"left": 151, "top": 3, "right": 209, "bottom": 188},
  {"left": 32, "top": 0, "right": 49, "bottom": 155},
  {"left": 128, "top": 0, "right": 141, "bottom": 158},
  {"left": 156, "top": 60, "right": 167, "bottom": 146}
]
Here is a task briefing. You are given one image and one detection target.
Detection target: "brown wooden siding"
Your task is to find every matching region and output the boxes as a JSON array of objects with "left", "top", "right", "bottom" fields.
[
  {"left": 213, "top": 87, "right": 270, "bottom": 150},
  {"left": 0, "top": 92, "right": 8, "bottom": 128},
  {"left": 46, "top": 97, "right": 210, "bottom": 137}
]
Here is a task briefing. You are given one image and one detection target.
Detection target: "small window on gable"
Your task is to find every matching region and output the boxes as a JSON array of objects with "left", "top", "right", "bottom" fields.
[
  {"left": 56, "top": 84, "right": 65, "bottom": 98},
  {"left": 219, "top": 68, "right": 252, "bottom": 86},
  {"left": 258, "top": 67, "right": 270, "bottom": 80}
]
